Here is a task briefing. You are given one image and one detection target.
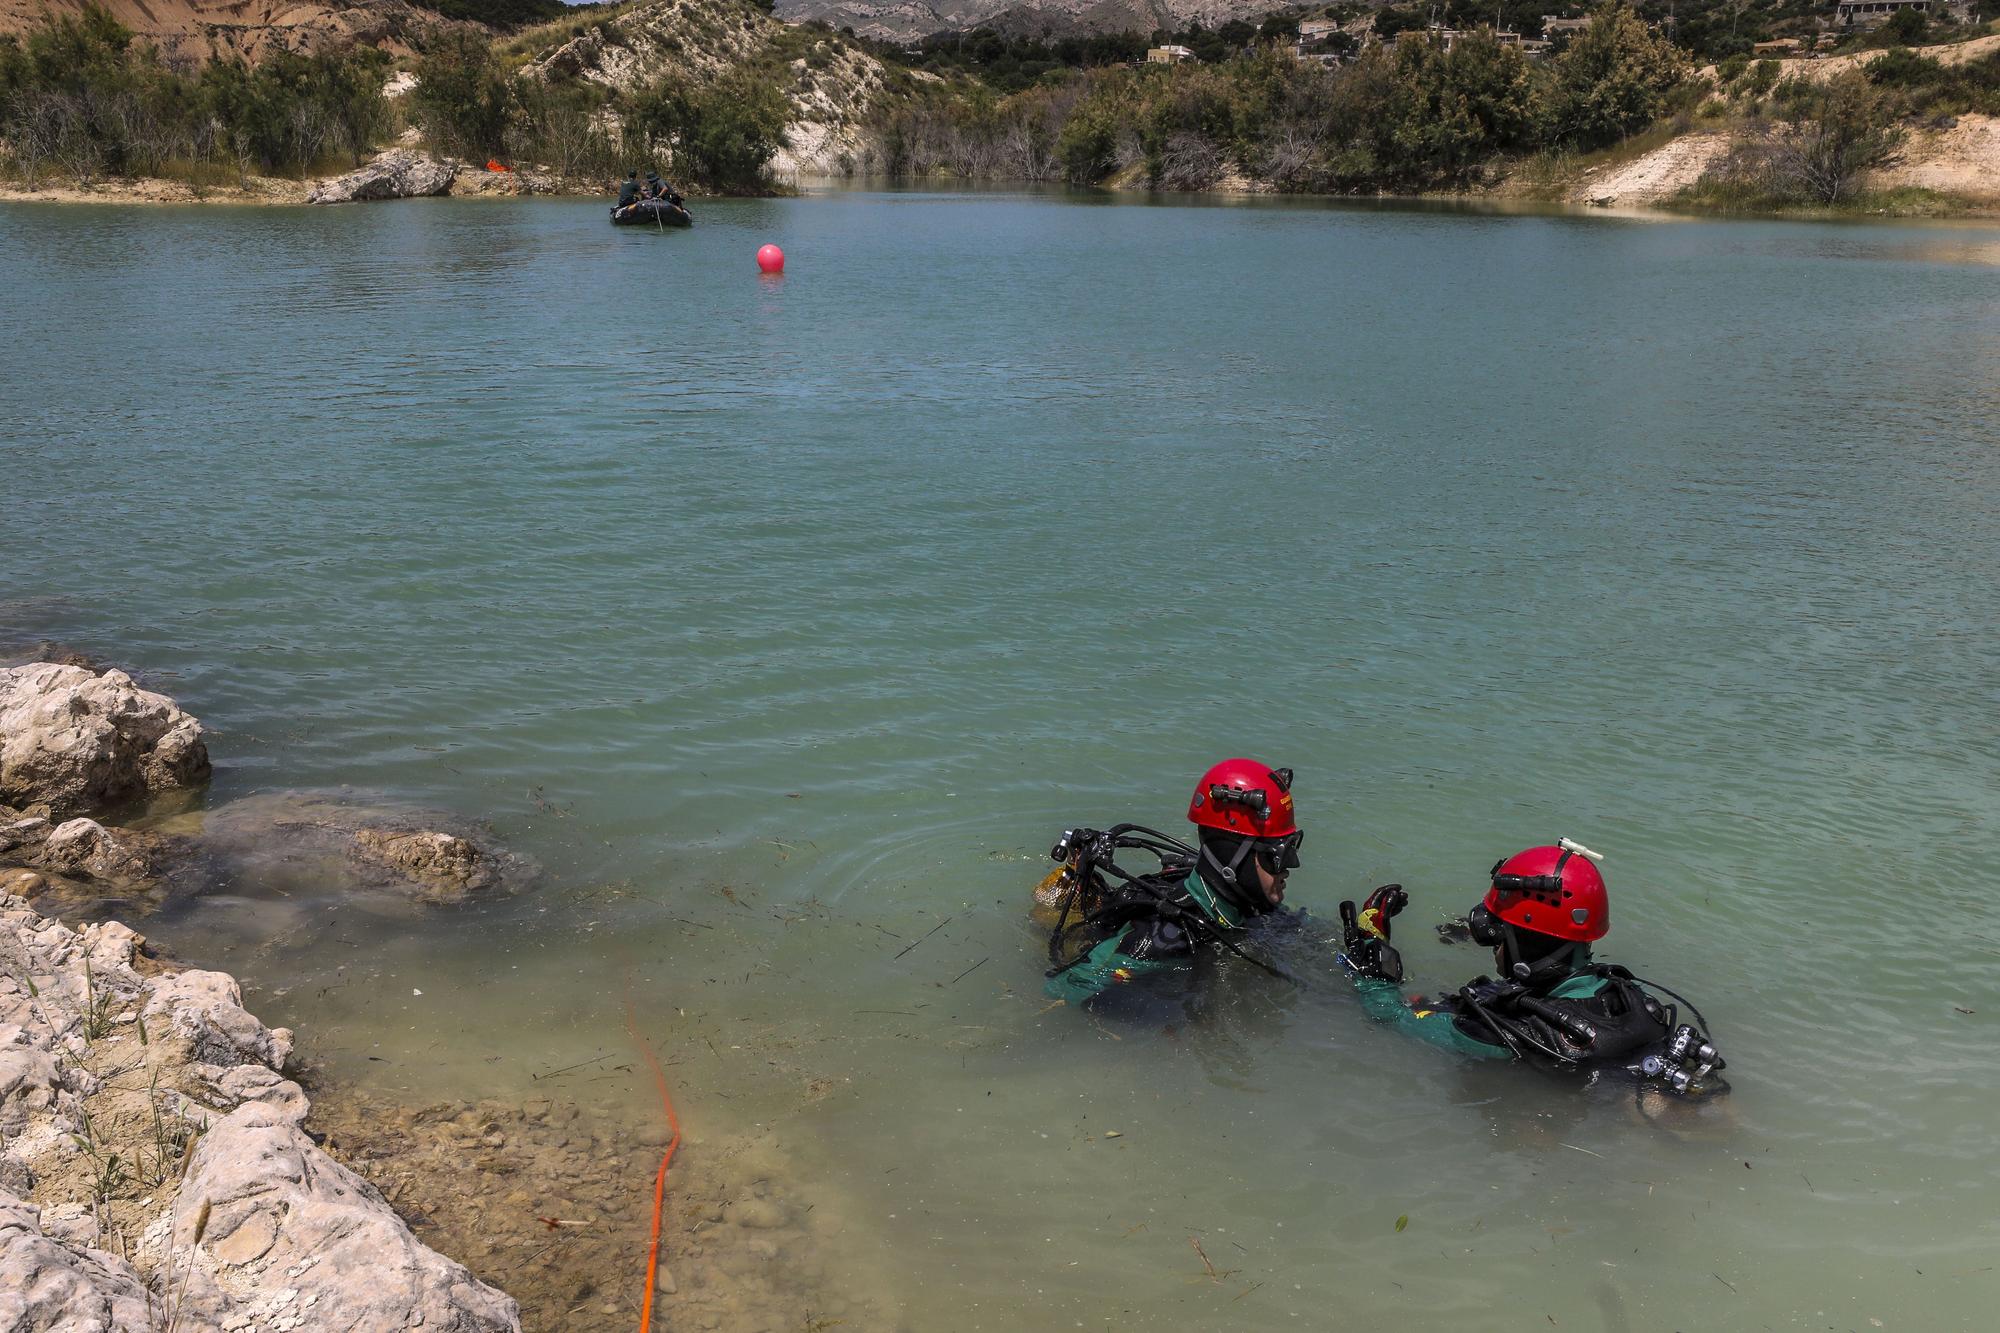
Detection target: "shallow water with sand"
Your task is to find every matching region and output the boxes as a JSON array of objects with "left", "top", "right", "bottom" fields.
[{"left": 4, "top": 188, "right": 2000, "bottom": 1329}]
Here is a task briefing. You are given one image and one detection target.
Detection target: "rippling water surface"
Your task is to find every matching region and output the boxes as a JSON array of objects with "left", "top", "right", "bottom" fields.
[{"left": 5, "top": 191, "right": 2000, "bottom": 1330}]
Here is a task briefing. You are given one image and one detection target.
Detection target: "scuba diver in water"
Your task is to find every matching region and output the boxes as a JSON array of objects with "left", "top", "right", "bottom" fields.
[
  {"left": 1336, "top": 840, "right": 1727, "bottom": 1099},
  {"left": 1041, "top": 758, "right": 1303, "bottom": 1008}
]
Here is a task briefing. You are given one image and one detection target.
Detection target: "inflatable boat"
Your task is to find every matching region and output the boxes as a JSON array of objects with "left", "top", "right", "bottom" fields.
[{"left": 612, "top": 199, "right": 692, "bottom": 228}]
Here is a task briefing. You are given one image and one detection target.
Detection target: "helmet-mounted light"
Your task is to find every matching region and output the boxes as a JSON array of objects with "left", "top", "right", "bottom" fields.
[{"left": 1208, "top": 784, "right": 1270, "bottom": 819}]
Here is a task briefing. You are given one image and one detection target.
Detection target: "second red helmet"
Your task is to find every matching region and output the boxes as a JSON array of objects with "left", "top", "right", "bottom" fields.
[
  {"left": 1483, "top": 844, "right": 1608, "bottom": 942},
  {"left": 1188, "top": 759, "right": 1298, "bottom": 839}
]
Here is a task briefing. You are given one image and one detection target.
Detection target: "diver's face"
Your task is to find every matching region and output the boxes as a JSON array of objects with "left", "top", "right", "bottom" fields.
[{"left": 1252, "top": 853, "right": 1287, "bottom": 906}]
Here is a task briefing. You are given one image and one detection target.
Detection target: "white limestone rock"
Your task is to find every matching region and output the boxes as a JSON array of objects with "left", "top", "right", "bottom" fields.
[
  {"left": 143, "top": 970, "right": 293, "bottom": 1071},
  {"left": 2, "top": 893, "right": 521, "bottom": 1332},
  {"left": 179, "top": 1101, "right": 520, "bottom": 1330},
  {"left": 308, "top": 149, "right": 458, "bottom": 204},
  {"left": 0, "top": 664, "right": 209, "bottom": 820},
  {"left": 0, "top": 1189, "right": 164, "bottom": 1332}
]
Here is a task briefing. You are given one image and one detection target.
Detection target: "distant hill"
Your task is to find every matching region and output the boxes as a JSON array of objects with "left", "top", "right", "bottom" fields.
[
  {"left": 507, "top": 0, "right": 894, "bottom": 175},
  {"left": 773, "top": 0, "right": 1283, "bottom": 43},
  {"left": 0, "top": 0, "right": 565, "bottom": 66},
  {"left": 412, "top": 0, "right": 563, "bottom": 25}
]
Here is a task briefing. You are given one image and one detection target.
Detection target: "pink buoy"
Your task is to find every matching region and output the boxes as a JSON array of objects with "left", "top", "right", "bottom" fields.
[{"left": 756, "top": 244, "right": 785, "bottom": 274}]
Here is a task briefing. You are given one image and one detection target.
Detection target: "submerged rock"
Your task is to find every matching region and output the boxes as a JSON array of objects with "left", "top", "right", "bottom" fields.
[
  {"left": 308, "top": 149, "right": 458, "bottom": 204},
  {"left": 352, "top": 826, "right": 496, "bottom": 898},
  {"left": 0, "top": 665, "right": 524, "bottom": 911},
  {"left": 2, "top": 792, "right": 521, "bottom": 913},
  {"left": 0, "top": 663, "right": 210, "bottom": 820},
  {"left": 1, "top": 806, "right": 201, "bottom": 901},
  {"left": 198, "top": 791, "right": 527, "bottom": 904},
  {"left": 37, "top": 817, "right": 177, "bottom": 885}
]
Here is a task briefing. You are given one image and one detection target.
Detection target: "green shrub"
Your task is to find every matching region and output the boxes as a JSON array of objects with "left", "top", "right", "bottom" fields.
[
  {"left": 510, "top": 79, "right": 620, "bottom": 180},
  {"left": 1056, "top": 91, "right": 1123, "bottom": 183},
  {"left": 1365, "top": 30, "right": 1539, "bottom": 184},
  {"left": 1719, "top": 70, "right": 1904, "bottom": 205},
  {"left": 0, "top": 5, "right": 388, "bottom": 184},
  {"left": 1880, "top": 7, "right": 1928, "bottom": 46},
  {"left": 1866, "top": 47, "right": 1947, "bottom": 88},
  {"left": 413, "top": 30, "right": 511, "bottom": 157},
  {"left": 626, "top": 69, "right": 788, "bottom": 191}
]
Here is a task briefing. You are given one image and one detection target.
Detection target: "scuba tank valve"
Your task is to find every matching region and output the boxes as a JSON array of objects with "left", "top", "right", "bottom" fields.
[
  {"left": 1557, "top": 837, "right": 1605, "bottom": 864},
  {"left": 1664, "top": 1023, "right": 1720, "bottom": 1070},
  {"left": 1640, "top": 1023, "right": 1725, "bottom": 1095},
  {"left": 1640, "top": 1055, "right": 1694, "bottom": 1094}
]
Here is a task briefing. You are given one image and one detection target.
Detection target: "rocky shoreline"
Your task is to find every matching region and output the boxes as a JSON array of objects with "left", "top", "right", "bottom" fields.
[
  {"left": 0, "top": 659, "right": 522, "bottom": 1329},
  {"left": 0, "top": 656, "right": 882, "bottom": 1330},
  {"left": 0, "top": 886, "right": 522, "bottom": 1331},
  {"left": 0, "top": 152, "right": 588, "bottom": 209}
]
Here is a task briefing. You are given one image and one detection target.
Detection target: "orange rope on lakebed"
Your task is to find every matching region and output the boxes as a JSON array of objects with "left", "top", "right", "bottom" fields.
[{"left": 623, "top": 989, "right": 683, "bottom": 1333}]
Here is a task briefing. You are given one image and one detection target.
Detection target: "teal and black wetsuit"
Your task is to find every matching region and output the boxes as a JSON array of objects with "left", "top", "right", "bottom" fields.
[
  {"left": 1045, "top": 869, "right": 1246, "bottom": 1005},
  {"left": 1348, "top": 954, "right": 1672, "bottom": 1066}
]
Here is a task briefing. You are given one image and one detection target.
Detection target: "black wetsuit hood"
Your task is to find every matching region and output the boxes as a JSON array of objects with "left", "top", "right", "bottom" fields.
[{"left": 1196, "top": 831, "right": 1274, "bottom": 918}]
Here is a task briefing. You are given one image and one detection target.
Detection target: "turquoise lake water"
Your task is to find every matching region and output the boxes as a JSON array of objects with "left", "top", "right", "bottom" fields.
[{"left": 4, "top": 190, "right": 2000, "bottom": 1329}]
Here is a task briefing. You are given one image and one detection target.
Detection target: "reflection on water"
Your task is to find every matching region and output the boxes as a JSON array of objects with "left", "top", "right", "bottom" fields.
[{"left": 4, "top": 190, "right": 2000, "bottom": 1329}]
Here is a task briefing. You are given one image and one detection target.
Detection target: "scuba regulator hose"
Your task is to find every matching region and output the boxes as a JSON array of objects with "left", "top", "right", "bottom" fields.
[{"left": 1043, "top": 825, "right": 1297, "bottom": 986}]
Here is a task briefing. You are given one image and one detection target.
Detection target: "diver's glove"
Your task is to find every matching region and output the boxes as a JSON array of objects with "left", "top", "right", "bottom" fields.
[
  {"left": 1338, "top": 897, "right": 1405, "bottom": 983},
  {"left": 1356, "top": 884, "right": 1407, "bottom": 941}
]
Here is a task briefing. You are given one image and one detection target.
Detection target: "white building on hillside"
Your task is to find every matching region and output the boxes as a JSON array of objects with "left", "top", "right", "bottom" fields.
[{"left": 1834, "top": 0, "right": 1970, "bottom": 25}]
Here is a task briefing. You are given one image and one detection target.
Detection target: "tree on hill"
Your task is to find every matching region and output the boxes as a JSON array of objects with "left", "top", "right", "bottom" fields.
[{"left": 1543, "top": 4, "right": 1689, "bottom": 151}]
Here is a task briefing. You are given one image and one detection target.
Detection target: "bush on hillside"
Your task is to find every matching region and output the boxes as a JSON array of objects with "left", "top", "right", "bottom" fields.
[
  {"left": 1866, "top": 46, "right": 2000, "bottom": 117},
  {"left": 412, "top": 30, "right": 511, "bottom": 157},
  {"left": 1361, "top": 29, "right": 1540, "bottom": 184},
  {"left": 509, "top": 78, "right": 621, "bottom": 180},
  {"left": 0, "top": 5, "right": 389, "bottom": 185},
  {"left": 1702, "top": 70, "right": 1904, "bottom": 205},
  {"left": 1880, "top": 7, "right": 1929, "bottom": 46},
  {"left": 626, "top": 70, "right": 789, "bottom": 192}
]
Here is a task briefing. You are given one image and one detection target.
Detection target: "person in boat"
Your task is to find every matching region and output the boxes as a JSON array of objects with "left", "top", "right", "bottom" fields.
[
  {"left": 615, "top": 170, "right": 641, "bottom": 211},
  {"left": 644, "top": 172, "right": 686, "bottom": 206},
  {"left": 1335, "top": 841, "right": 1728, "bottom": 1098},
  {"left": 1042, "top": 758, "right": 1304, "bottom": 1008}
]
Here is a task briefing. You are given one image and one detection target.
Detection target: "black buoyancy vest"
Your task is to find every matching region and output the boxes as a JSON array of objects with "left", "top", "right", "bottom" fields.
[
  {"left": 1451, "top": 965, "right": 1672, "bottom": 1066},
  {"left": 1054, "top": 867, "right": 1203, "bottom": 967}
]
